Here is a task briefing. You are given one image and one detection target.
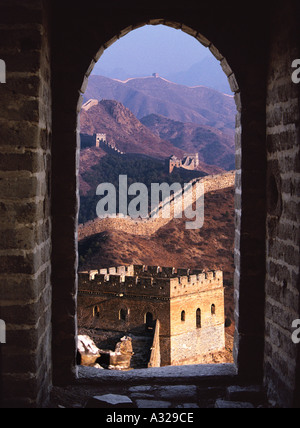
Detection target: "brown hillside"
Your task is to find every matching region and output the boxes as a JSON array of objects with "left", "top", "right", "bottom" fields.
[
  {"left": 79, "top": 99, "right": 224, "bottom": 176},
  {"left": 84, "top": 75, "right": 236, "bottom": 131},
  {"left": 141, "top": 114, "right": 235, "bottom": 171},
  {"left": 79, "top": 146, "right": 107, "bottom": 196},
  {"left": 80, "top": 99, "right": 185, "bottom": 159}
]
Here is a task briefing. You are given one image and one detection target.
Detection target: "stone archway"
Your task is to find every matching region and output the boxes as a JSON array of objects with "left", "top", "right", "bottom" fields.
[
  {"left": 51, "top": 12, "right": 267, "bottom": 388},
  {"left": 145, "top": 312, "right": 155, "bottom": 330}
]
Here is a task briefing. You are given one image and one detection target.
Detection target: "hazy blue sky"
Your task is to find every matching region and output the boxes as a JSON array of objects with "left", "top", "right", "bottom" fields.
[
  {"left": 91, "top": 24, "right": 232, "bottom": 94},
  {"left": 92, "top": 25, "right": 210, "bottom": 77}
]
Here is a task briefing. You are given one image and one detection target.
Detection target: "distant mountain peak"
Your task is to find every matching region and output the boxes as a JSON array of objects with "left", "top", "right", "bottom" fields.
[
  {"left": 80, "top": 97, "right": 185, "bottom": 160},
  {"left": 84, "top": 74, "right": 236, "bottom": 130},
  {"left": 140, "top": 113, "right": 235, "bottom": 171},
  {"left": 111, "top": 74, "right": 176, "bottom": 85}
]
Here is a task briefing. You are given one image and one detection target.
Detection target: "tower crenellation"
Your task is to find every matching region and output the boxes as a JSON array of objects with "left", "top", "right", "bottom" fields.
[
  {"left": 95, "top": 132, "right": 125, "bottom": 154},
  {"left": 78, "top": 264, "right": 223, "bottom": 298}
]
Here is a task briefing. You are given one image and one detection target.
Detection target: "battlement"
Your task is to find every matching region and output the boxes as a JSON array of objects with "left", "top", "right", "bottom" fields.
[
  {"left": 78, "top": 264, "right": 223, "bottom": 299},
  {"left": 82, "top": 99, "right": 99, "bottom": 111},
  {"left": 95, "top": 133, "right": 125, "bottom": 154}
]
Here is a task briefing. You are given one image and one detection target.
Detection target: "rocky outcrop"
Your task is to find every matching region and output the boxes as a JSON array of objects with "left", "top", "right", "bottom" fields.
[
  {"left": 77, "top": 335, "right": 103, "bottom": 368},
  {"left": 109, "top": 336, "right": 134, "bottom": 371},
  {"left": 77, "top": 334, "right": 134, "bottom": 371}
]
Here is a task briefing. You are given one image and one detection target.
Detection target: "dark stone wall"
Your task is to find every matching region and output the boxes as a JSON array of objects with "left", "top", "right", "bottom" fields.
[
  {"left": 0, "top": 0, "right": 52, "bottom": 407},
  {"left": 264, "top": 1, "right": 300, "bottom": 408}
]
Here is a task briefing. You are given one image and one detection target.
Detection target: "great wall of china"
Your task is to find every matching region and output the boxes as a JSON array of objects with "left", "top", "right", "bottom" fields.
[{"left": 78, "top": 170, "right": 235, "bottom": 240}]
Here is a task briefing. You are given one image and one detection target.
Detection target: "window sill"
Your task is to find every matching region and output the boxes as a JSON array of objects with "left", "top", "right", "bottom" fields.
[{"left": 77, "top": 363, "right": 238, "bottom": 386}]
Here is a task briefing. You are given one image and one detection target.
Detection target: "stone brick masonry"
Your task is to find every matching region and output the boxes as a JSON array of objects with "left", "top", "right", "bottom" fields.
[{"left": 0, "top": 0, "right": 52, "bottom": 408}]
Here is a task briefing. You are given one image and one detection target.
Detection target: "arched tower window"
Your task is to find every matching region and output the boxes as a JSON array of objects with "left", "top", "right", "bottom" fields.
[
  {"left": 119, "top": 307, "right": 128, "bottom": 322},
  {"left": 211, "top": 304, "right": 216, "bottom": 315},
  {"left": 145, "top": 312, "right": 155, "bottom": 330},
  {"left": 181, "top": 310, "right": 186, "bottom": 322},
  {"left": 196, "top": 308, "right": 201, "bottom": 329},
  {"left": 93, "top": 306, "right": 100, "bottom": 318}
]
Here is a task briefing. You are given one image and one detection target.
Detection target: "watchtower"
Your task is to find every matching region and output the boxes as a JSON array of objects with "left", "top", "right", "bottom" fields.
[
  {"left": 96, "top": 133, "right": 107, "bottom": 148},
  {"left": 78, "top": 265, "right": 225, "bottom": 366}
]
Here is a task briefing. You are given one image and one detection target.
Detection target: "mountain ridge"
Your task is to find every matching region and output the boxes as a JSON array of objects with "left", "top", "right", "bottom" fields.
[
  {"left": 80, "top": 99, "right": 225, "bottom": 175},
  {"left": 83, "top": 75, "right": 236, "bottom": 131},
  {"left": 80, "top": 99, "right": 184, "bottom": 159},
  {"left": 141, "top": 113, "right": 235, "bottom": 171},
  {"left": 93, "top": 55, "right": 233, "bottom": 94}
]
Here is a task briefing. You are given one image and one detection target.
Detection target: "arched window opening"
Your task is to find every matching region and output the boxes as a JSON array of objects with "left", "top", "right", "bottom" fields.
[
  {"left": 145, "top": 312, "right": 155, "bottom": 330},
  {"left": 72, "top": 21, "right": 242, "bottom": 376},
  {"left": 93, "top": 306, "right": 100, "bottom": 318},
  {"left": 119, "top": 307, "right": 129, "bottom": 322},
  {"left": 196, "top": 308, "right": 201, "bottom": 329}
]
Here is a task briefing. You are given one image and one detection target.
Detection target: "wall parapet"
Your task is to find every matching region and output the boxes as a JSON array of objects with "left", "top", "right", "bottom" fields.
[
  {"left": 78, "top": 265, "right": 223, "bottom": 299},
  {"left": 78, "top": 171, "right": 235, "bottom": 241}
]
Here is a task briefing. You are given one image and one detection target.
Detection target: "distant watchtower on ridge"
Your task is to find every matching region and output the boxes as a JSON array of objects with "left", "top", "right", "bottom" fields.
[{"left": 96, "top": 133, "right": 107, "bottom": 148}]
